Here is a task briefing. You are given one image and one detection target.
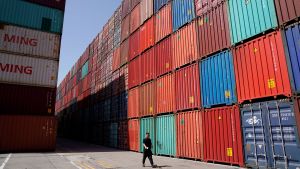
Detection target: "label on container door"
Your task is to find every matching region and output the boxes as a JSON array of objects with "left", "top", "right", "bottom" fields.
[
  {"left": 189, "top": 96, "right": 194, "bottom": 104},
  {"left": 268, "top": 79, "right": 276, "bottom": 89},
  {"left": 227, "top": 148, "right": 233, "bottom": 157},
  {"left": 225, "top": 90, "right": 231, "bottom": 98}
]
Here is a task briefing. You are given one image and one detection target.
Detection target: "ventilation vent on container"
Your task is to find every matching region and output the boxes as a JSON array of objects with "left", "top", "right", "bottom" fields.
[{"left": 41, "top": 18, "right": 52, "bottom": 31}]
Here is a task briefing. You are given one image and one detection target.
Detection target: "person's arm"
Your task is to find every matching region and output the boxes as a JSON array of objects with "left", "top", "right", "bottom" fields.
[{"left": 143, "top": 143, "right": 148, "bottom": 149}]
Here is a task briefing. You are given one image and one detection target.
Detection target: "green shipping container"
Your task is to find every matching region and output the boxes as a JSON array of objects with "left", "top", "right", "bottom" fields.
[
  {"left": 109, "top": 123, "right": 118, "bottom": 148},
  {"left": 156, "top": 114, "right": 176, "bottom": 156},
  {"left": 227, "top": 0, "right": 277, "bottom": 44},
  {"left": 140, "top": 117, "right": 156, "bottom": 154},
  {"left": 81, "top": 61, "right": 89, "bottom": 79},
  {"left": 0, "top": 0, "right": 64, "bottom": 34}
]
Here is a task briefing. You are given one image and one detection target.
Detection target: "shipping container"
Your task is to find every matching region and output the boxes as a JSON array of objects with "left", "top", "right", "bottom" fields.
[
  {"left": 111, "top": 95, "right": 119, "bottom": 121},
  {"left": 227, "top": 0, "right": 278, "bottom": 44},
  {"left": 176, "top": 111, "right": 203, "bottom": 159},
  {"left": 0, "top": 53, "right": 58, "bottom": 87},
  {"left": 81, "top": 61, "right": 89, "bottom": 79},
  {"left": 121, "top": 15, "right": 130, "bottom": 42},
  {"left": 109, "top": 123, "right": 118, "bottom": 148},
  {"left": 119, "top": 92, "right": 128, "bottom": 120},
  {"left": 128, "top": 57, "right": 140, "bottom": 89},
  {"left": 172, "top": 0, "right": 195, "bottom": 31},
  {"left": 131, "top": 0, "right": 141, "bottom": 9},
  {"left": 156, "top": 73, "right": 175, "bottom": 114},
  {"left": 140, "top": 117, "right": 156, "bottom": 154},
  {"left": 119, "top": 64, "right": 129, "bottom": 91},
  {"left": 203, "top": 106, "right": 244, "bottom": 166},
  {"left": 112, "top": 47, "right": 121, "bottom": 71},
  {"left": 0, "top": 0, "right": 64, "bottom": 34},
  {"left": 154, "top": 0, "right": 168, "bottom": 13},
  {"left": 122, "top": 0, "right": 131, "bottom": 19},
  {"left": 241, "top": 99, "right": 300, "bottom": 169},
  {"left": 194, "top": 0, "right": 223, "bottom": 16},
  {"left": 0, "top": 115, "right": 57, "bottom": 152},
  {"left": 155, "top": 4, "right": 172, "bottom": 43},
  {"left": 130, "top": 3, "right": 141, "bottom": 34},
  {"left": 155, "top": 36, "right": 172, "bottom": 77},
  {"left": 112, "top": 70, "right": 120, "bottom": 96},
  {"left": 120, "top": 38, "right": 129, "bottom": 65},
  {"left": 128, "top": 119, "right": 140, "bottom": 152},
  {"left": 140, "top": 0, "right": 153, "bottom": 24},
  {"left": 118, "top": 120, "right": 129, "bottom": 150},
  {"left": 233, "top": 31, "right": 292, "bottom": 103},
  {"left": 275, "top": 0, "right": 300, "bottom": 26},
  {"left": 175, "top": 63, "right": 201, "bottom": 111},
  {"left": 129, "top": 29, "right": 140, "bottom": 61},
  {"left": 140, "top": 47, "right": 156, "bottom": 83},
  {"left": 140, "top": 81, "right": 156, "bottom": 117},
  {"left": 140, "top": 17, "right": 155, "bottom": 53},
  {"left": 24, "top": 0, "right": 66, "bottom": 11},
  {"left": 128, "top": 87, "right": 140, "bottom": 118}
]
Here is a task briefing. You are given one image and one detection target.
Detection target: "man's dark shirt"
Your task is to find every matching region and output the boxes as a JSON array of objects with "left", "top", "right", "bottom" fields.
[{"left": 143, "top": 138, "right": 152, "bottom": 150}]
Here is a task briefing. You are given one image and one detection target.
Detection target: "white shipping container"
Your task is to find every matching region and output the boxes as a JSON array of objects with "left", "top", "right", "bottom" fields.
[
  {"left": 0, "top": 52, "right": 58, "bottom": 87},
  {"left": 140, "top": 0, "right": 153, "bottom": 24},
  {"left": 0, "top": 24, "right": 61, "bottom": 59}
]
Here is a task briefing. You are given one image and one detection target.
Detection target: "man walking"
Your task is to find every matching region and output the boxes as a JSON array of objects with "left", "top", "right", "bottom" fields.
[{"left": 142, "top": 132, "right": 155, "bottom": 168}]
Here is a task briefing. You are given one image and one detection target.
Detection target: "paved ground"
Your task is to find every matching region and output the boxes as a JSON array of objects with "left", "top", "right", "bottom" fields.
[{"left": 0, "top": 139, "right": 242, "bottom": 169}]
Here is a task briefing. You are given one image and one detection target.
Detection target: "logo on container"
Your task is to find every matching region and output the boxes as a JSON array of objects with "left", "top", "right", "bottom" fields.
[
  {"left": 0, "top": 63, "right": 32, "bottom": 75},
  {"left": 246, "top": 116, "right": 261, "bottom": 125},
  {"left": 3, "top": 34, "right": 38, "bottom": 47}
]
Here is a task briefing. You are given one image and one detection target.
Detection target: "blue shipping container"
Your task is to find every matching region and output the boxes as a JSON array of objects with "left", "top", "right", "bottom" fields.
[
  {"left": 81, "top": 61, "right": 89, "bottom": 79},
  {"left": 154, "top": 0, "right": 168, "bottom": 13},
  {"left": 118, "top": 92, "right": 128, "bottom": 120},
  {"left": 283, "top": 23, "right": 300, "bottom": 95},
  {"left": 172, "top": 0, "right": 195, "bottom": 32},
  {"left": 200, "top": 50, "right": 237, "bottom": 108},
  {"left": 241, "top": 99, "right": 300, "bottom": 169}
]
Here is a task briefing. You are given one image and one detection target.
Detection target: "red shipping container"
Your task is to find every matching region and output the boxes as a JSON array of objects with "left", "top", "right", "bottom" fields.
[
  {"left": 155, "top": 3, "right": 172, "bottom": 43},
  {"left": 129, "top": 29, "right": 140, "bottom": 61},
  {"left": 122, "top": 0, "right": 131, "bottom": 19},
  {"left": 140, "top": 0, "right": 153, "bottom": 24},
  {"left": 156, "top": 36, "right": 172, "bottom": 77},
  {"left": 128, "top": 87, "right": 140, "bottom": 118},
  {"left": 197, "top": 2, "right": 231, "bottom": 58},
  {"left": 131, "top": 0, "right": 141, "bottom": 9},
  {"left": 156, "top": 73, "right": 175, "bottom": 114},
  {"left": 130, "top": 3, "right": 141, "bottom": 34},
  {"left": 128, "top": 119, "right": 140, "bottom": 152},
  {"left": 113, "top": 47, "right": 121, "bottom": 71},
  {"left": 118, "top": 120, "right": 129, "bottom": 150},
  {"left": 140, "top": 81, "right": 156, "bottom": 117},
  {"left": 172, "top": 21, "right": 199, "bottom": 69},
  {"left": 275, "top": 0, "right": 300, "bottom": 25},
  {"left": 120, "top": 39, "right": 130, "bottom": 66},
  {"left": 140, "top": 47, "right": 156, "bottom": 83},
  {"left": 175, "top": 63, "right": 201, "bottom": 111},
  {"left": 128, "top": 57, "right": 141, "bottom": 89},
  {"left": 112, "top": 70, "right": 120, "bottom": 96},
  {"left": 140, "top": 17, "right": 155, "bottom": 53},
  {"left": 176, "top": 111, "right": 203, "bottom": 159},
  {"left": 121, "top": 15, "right": 130, "bottom": 42},
  {"left": 233, "top": 31, "right": 292, "bottom": 103},
  {"left": 0, "top": 115, "right": 57, "bottom": 152},
  {"left": 203, "top": 106, "right": 244, "bottom": 166},
  {"left": 119, "top": 64, "right": 129, "bottom": 91},
  {"left": 194, "top": 0, "right": 223, "bottom": 16}
]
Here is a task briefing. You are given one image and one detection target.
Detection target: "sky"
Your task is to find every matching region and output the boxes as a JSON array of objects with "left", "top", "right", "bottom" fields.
[{"left": 58, "top": 0, "right": 122, "bottom": 84}]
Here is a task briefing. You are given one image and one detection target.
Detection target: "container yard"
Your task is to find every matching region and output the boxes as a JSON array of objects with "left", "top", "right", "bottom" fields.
[{"left": 1, "top": 0, "right": 300, "bottom": 169}]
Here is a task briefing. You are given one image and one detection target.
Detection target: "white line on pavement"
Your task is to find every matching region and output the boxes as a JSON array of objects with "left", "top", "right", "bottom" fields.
[{"left": 0, "top": 154, "right": 11, "bottom": 169}]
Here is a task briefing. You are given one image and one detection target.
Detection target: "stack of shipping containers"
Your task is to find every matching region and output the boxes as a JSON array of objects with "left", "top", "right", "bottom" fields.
[
  {"left": 56, "top": 0, "right": 300, "bottom": 168},
  {"left": 0, "top": 0, "right": 65, "bottom": 152}
]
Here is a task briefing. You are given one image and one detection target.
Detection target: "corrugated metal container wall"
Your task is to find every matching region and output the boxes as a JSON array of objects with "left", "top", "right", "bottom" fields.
[
  {"left": 0, "top": 53, "right": 58, "bottom": 87},
  {"left": 122, "top": 0, "right": 131, "bottom": 19},
  {"left": 103, "top": 99, "right": 111, "bottom": 122},
  {"left": 228, "top": 0, "right": 277, "bottom": 44},
  {"left": 119, "top": 64, "right": 128, "bottom": 92},
  {"left": 24, "top": 0, "right": 66, "bottom": 11},
  {"left": 128, "top": 57, "right": 140, "bottom": 89},
  {"left": 0, "top": 24, "right": 61, "bottom": 59},
  {"left": 114, "top": 6, "right": 122, "bottom": 48},
  {"left": 81, "top": 61, "right": 89, "bottom": 79},
  {"left": 233, "top": 31, "right": 292, "bottom": 103},
  {"left": 121, "top": 15, "right": 130, "bottom": 42},
  {"left": 128, "top": 119, "right": 140, "bottom": 152},
  {"left": 275, "top": 0, "right": 300, "bottom": 26},
  {"left": 118, "top": 120, "right": 129, "bottom": 150},
  {"left": 175, "top": 63, "right": 201, "bottom": 111},
  {"left": 172, "top": 0, "right": 195, "bottom": 31},
  {"left": 154, "top": 0, "right": 168, "bottom": 13},
  {"left": 112, "top": 46, "right": 121, "bottom": 71},
  {"left": 156, "top": 114, "right": 176, "bottom": 156},
  {"left": 156, "top": 73, "right": 175, "bottom": 114},
  {"left": 129, "top": 29, "right": 140, "bottom": 61},
  {"left": 241, "top": 99, "right": 300, "bottom": 169},
  {"left": 203, "top": 106, "right": 244, "bottom": 166},
  {"left": 119, "top": 92, "right": 128, "bottom": 120},
  {"left": 120, "top": 38, "right": 129, "bottom": 65},
  {"left": 112, "top": 70, "right": 120, "bottom": 96},
  {"left": 111, "top": 95, "right": 119, "bottom": 121},
  {"left": 194, "top": 0, "right": 223, "bottom": 16},
  {"left": 131, "top": 0, "right": 141, "bottom": 9},
  {"left": 140, "top": 47, "right": 156, "bottom": 83},
  {"left": 140, "top": 17, "right": 155, "bottom": 53},
  {"left": 283, "top": 23, "right": 300, "bottom": 95},
  {"left": 140, "top": 117, "right": 155, "bottom": 154},
  {"left": 109, "top": 123, "right": 118, "bottom": 148},
  {"left": 156, "top": 36, "right": 172, "bottom": 77},
  {"left": 200, "top": 50, "right": 237, "bottom": 108},
  {"left": 0, "top": 115, "right": 57, "bottom": 152},
  {"left": 130, "top": 3, "right": 141, "bottom": 34},
  {"left": 140, "top": 0, "right": 153, "bottom": 24},
  {"left": 128, "top": 87, "right": 140, "bottom": 118},
  {"left": 172, "top": 21, "right": 198, "bottom": 69},
  {"left": 140, "top": 81, "right": 156, "bottom": 117},
  {"left": 0, "top": 0, "right": 64, "bottom": 34},
  {"left": 155, "top": 4, "right": 172, "bottom": 43},
  {"left": 176, "top": 111, "right": 203, "bottom": 159},
  {"left": 197, "top": 2, "right": 231, "bottom": 58}
]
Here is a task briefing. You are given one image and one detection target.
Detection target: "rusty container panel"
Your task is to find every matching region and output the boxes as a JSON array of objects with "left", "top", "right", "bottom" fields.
[
  {"left": 121, "top": 15, "right": 130, "bottom": 42},
  {"left": 122, "top": 0, "right": 131, "bottom": 19},
  {"left": 140, "top": 17, "right": 155, "bottom": 53},
  {"left": 130, "top": 3, "right": 141, "bottom": 34},
  {"left": 128, "top": 57, "right": 140, "bottom": 89},
  {"left": 175, "top": 63, "right": 201, "bottom": 111},
  {"left": 120, "top": 38, "right": 129, "bottom": 66},
  {"left": 156, "top": 36, "right": 172, "bottom": 77},
  {"left": 197, "top": 2, "right": 231, "bottom": 58},
  {"left": 139, "top": 81, "right": 156, "bottom": 117},
  {"left": 119, "top": 64, "right": 129, "bottom": 92},
  {"left": 131, "top": 0, "right": 141, "bottom": 9},
  {"left": 233, "top": 31, "right": 292, "bottom": 103},
  {"left": 275, "top": 0, "right": 300, "bottom": 26},
  {"left": 128, "top": 87, "right": 140, "bottom": 118},
  {"left": 176, "top": 111, "right": 203, "bottom": 159},
  {"left": 156, "top": 73, "right": 175, "bottom": 114},
  {"left": 118, "top": 120, "right": 129, "bottom": 150},
  {"left": 172, "top": 21, "right": 198, "bottom": 69},
  {"left": 0, "top": 115, "right": 57, "bottom": 152},
  {"left": 203, "top": 106, "right": 244, "bottom": 166},
  {"left": 129, "top": 29, "right": 140, "bottom": 61},
  {"left": 112, "top": 46, "right": 121, "bottom": 72},
  {"left": 194, "top": 0, "right": 223, "bottom": 16},
  {"left": 128, "top": 119, "right": 140, "bottom": 152},
  {"left": 155, "top": 3, "right": 172, "bottom": 43},
  {"left": 140, "top": 0, "right": 153, "bottom": 24},
  {"left": 112, "top": 70, "right": 120, "bottom": 96},
  {"left": 140, "top": 47, "right": 156, "bottom": 84}
]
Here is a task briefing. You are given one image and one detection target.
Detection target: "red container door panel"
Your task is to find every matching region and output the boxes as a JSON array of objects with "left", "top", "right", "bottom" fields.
[
  {"left": 155, "top": 3, "right": 172, "bottom": 43},
  {"left": 140, "top": 17, "right": 155, "bottom": 53},
  {"left": 128, "top": 87, "right": 140, "bottom": 118},
  {"left": 128, "top": 57, "right": 140, "bottom": 89},
  {"left": 120, "top": 39, "right": 130, "bottom": 65},
  {"left": 128, "top": 119, "right": 140, "bottom": 152},
  {"left": 141, "top": 47, "right": 156, "bottom": 83},
  {"left": 130, "top": 4, "right": 141, "bottom": 34},
  {"left": 156, "top": 73, "right": 175, "bottom": 114},
  {"left": 139, "top": 81, "right": 156, "bottom": 117},
  {"left": 121, "top": 15, "right": 130, "bottom": 42},
  {"left": 156, "top": 36, "right": 172, "bottom": 77},
  {"left": 129, "top": 29, "right": 140, "bottom": 61}
]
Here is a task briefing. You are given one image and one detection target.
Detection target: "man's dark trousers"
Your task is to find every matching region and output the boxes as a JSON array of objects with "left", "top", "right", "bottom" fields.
[{"left": 142, "top": 149, "right": 153, "bottom": 166}]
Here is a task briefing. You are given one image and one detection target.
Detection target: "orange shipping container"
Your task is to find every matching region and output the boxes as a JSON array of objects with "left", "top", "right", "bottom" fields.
[
  {"left": 156, "top": 73, "right": 175, "bottom": 114},
  {"left": 130, "top": 3, "right": 141, "bottom": 34},
  {"left": 129, "top": 29, "right": 140, "bottom": 61},
  {"left": 140, "top": 47, "right": 156, "bottom": 83},
  {"left": 112, "top": 46, "right": 121, "bottom": 71},
  {"left": 128, "top": 87, "right": 140, "bottom": 118},
  {"left": 155, "top": 3, "right": 172, "bottom": 43},
  {"left": 120, "top": 39, "right": 130, "bottom": 66},
  {"left": 156, "top": 36, "right": 172, "bottom": 77},
  {"left": 140, "top": 0, "right": 153, "bottom": 24},
  {"left": 128, "top": 57, "right": 140, "bottom": 89},
  {"left": 140, "top": 17, "right": 155, "bottom": 53},
  {"left": 128, "top": 119, "right": 140, "bottom": 152},
  {"left": 119, "top": 64, "right": 129, "bottom": 92},
  {"left": 121, "top": 15, "right": 130, "bottom": 42},
  {"left": 139, "top": 81, "right": 156, "bottom": 117}
]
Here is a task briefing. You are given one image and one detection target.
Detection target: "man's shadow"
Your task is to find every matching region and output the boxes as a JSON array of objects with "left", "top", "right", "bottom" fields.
[{"left": 145, "top": 165, "right": 172, "bottom": 168}]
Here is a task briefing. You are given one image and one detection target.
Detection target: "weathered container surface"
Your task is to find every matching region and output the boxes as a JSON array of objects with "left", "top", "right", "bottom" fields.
[
  {"left": 0, "top": 0, "right": 64, "bottom": 34},
  {"left": 275, "top": 0, "right": 300, "bottom": 26},
  {"left": 241, "top": 99, "right": 300, "bottom": 169},
  {"left": 112, "top": 70, "right": 120, "bottom": 96},
  {"left": 141, "top": 47, "right": 156, "bottom": 83},
  {"left": 113, "top": 26, "right": 121, "bottom": 48},
  {"left": 0, "top": 24, "right": 61, "bottom": 59},
  {"left": 172, "top": 0, "right": 195, "bottom": 31},
  {"left": 233, "top": 31, "right": 292, "bottom": 103},
  {"left": 128, "top": 119, "right": 140, "bottom": 151},
  {"left": 131, "top": 0, "right": 141, "bottom": 9},
  {"left": 140, "top": 81, "right": 156, "bottom": 117},
  {"left": 24, "top": 0, "right": 66, "bottom": 11},
  {"left": 283, "top": 23, "right": 300, "bottom": 95},
  {"left": 128, "top": 57, "right": 140, "bottom": 89},
  {"left": 194, "top": 0, "right": 223, "bottom": 16},
  {"left": 0, "top": 53, "right": 58, "bottom": 87},
  {"left": 128, "top": 87, "right": 140, "bottom": 118},
  {"left": 107, "top": 36, "right": 114, "bottom": 53},
  {"left": 155, "top": 4, "right": 172, "bottom": 43},
  {"left": 129, "top": 29, "right": 140, "bottom": 61},
  {"left": 118, "top": 120, "right": 129, "bottom": 150},
  {"left": 140, "top": 17, "right": 155, "bottom": 53},
  {"left": 122, "top": 0, "right": 131, "bottom": 19},
  {"left": 203, "top": 106, "right": 244, "bottom": 166},
  {"left": 119, "top": 64, "right": 129, "bottom": 91},
  {"left": 154, "top": 0, "right": 168, "bottom": 13},
  {"left": 112, "top": 47, "right": 121, "bottom": 72},
  {"left": 156, "top": 36, "right": 172, "bottom": 77},
  {"left": 111, "top": 95, "right": 119, "bottom": 121},
  {"left": 114, "top": 5, "right": 122, "bottom": 28},
  {"left": 130, "top": 4, "right": 141, "bottom": 34},
  {"left": 175, "top": 63, "right": 201, "bottom": 111},
  {"left": 176, "top": 111, "right": 203, "bottom": 159},
  {"left": 200, "top": 50, "right": 237, "bottom": 108},
  {"left": 172, "top": 21, "right": 198, "bottom": 69},
  {"left": 156, "top": 74, "right": 175, "bottom": 114},
  {"left": 108, "top": 17, "right": 115, "bottom": 37},
  {"left": 109, "top": 123, "right": 118, "bottom": 148},
  {"left": 120, "top": 39, "right": 129, "bottom": 65},
  {"left": 140, "top": 117, "right": 156, "bottom": 154},
  {"left": 118, "top": 92, "right": 128, "bottom": 120},
  {"left": 140, "top": 0, "right": 154, "bottom": 24},
  {"left": 81, "top": 60, "right": 89, "bottom": 79},
  {"left": 0, "top": 115, "right": 57, "bottom": 152},
  {"left": 197, "top": 2, "right": 231, "bottom": 58},
  {"left": 103, "top": 99, "right": 111, "bottom": 122},
  {"left": 228, "top": 0, "right": 278, "bottom": 44},
  {"left": 121, "top": 15, "right": 130, "bottom": 42}
]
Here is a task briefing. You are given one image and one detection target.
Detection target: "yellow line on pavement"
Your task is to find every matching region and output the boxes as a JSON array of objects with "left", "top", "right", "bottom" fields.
[
  {"left": 80, "top": 162, "right": 95, "bottom": 169},
  {"left": 96, "top": 160, "right": 113, "bottom": 168}
]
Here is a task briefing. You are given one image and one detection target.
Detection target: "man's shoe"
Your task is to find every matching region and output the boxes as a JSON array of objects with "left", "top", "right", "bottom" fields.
[{"left": 142, "top": 164, "right": 145, "bottom": 167}]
